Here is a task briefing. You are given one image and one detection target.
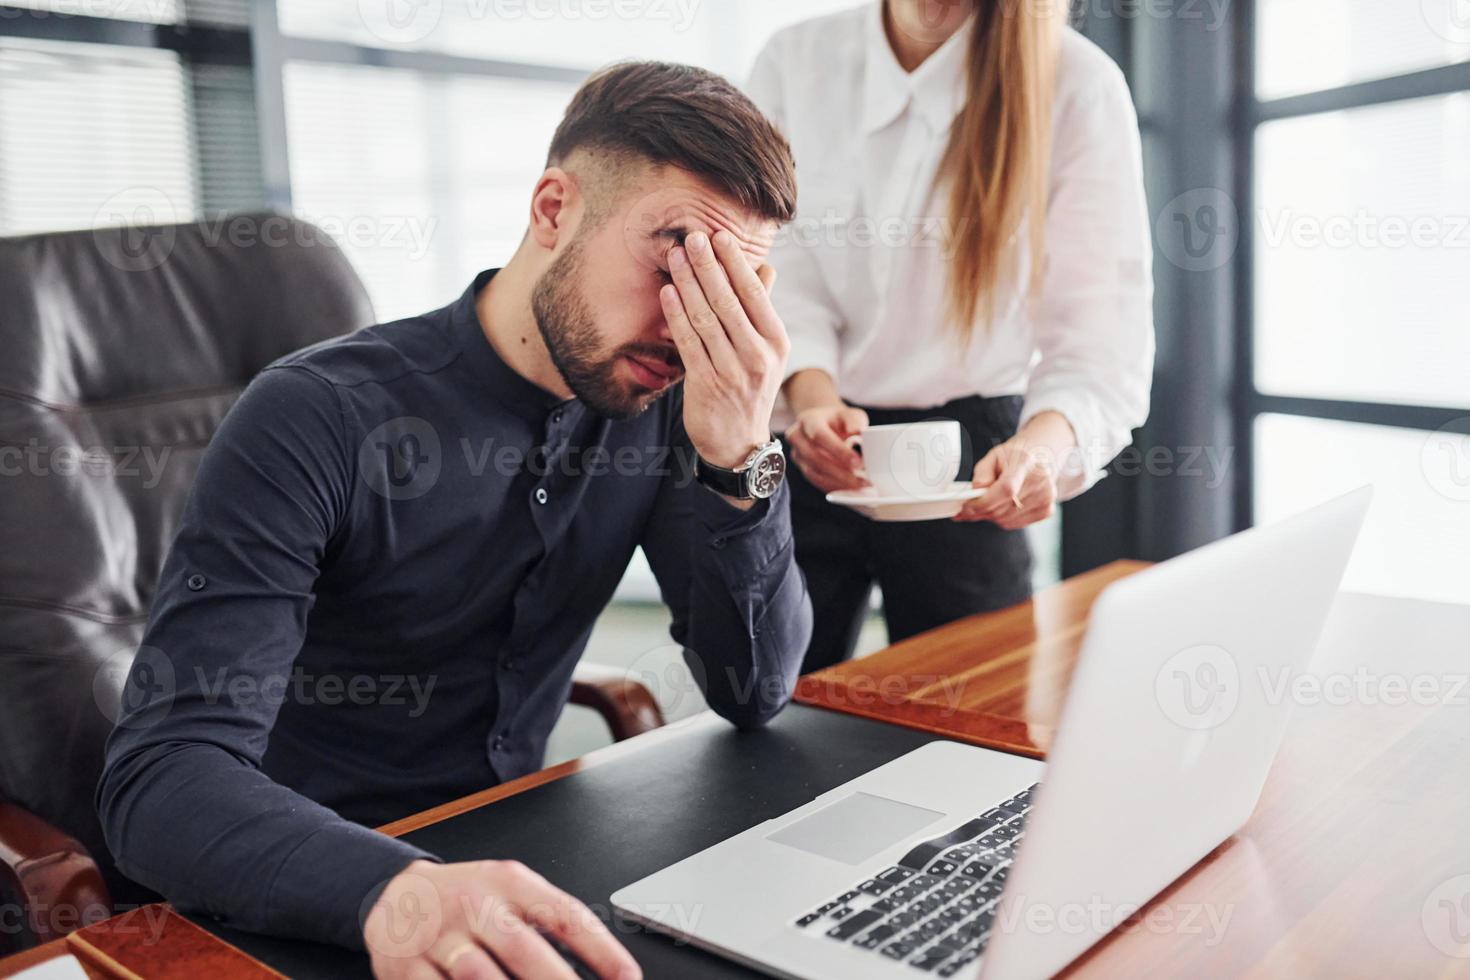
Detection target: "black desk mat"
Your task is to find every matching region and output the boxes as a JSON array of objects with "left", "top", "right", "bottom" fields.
[{"left": 199, "top": 704, "right": 942, "bottom": 978}]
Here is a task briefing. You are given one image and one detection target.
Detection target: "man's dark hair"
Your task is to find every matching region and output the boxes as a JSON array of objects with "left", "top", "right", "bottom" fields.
[{"left": 547, "top": 61, "right": 796, "bottom": 224}]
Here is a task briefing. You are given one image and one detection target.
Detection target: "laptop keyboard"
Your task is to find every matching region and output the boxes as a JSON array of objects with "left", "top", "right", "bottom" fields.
[{"left": 791, "top": 782, "right": 1039, "bottom": 975}]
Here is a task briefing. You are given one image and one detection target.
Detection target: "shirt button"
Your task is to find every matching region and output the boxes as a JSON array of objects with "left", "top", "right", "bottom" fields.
[
  {"left": 493, "top": 735, "right": 506, "bottom": 751},
  {"left": 186, "top": 574, "right": 207, "bottom": 591},
  {"left": 711, "top": 537, "right": 727, "bottom": 549},
  {"left": 551, "top": 409, "right": 563, "bottom": 424},
  {"left": 534, "top": 487, "right": 549, "bottom": 505},
  {"left": 501, "top": 658, "right": 516, "bottom": 672}
]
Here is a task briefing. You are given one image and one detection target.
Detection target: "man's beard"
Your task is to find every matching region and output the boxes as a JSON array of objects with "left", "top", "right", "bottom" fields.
[{"left": 531, "top": 237, "right": 679, "bottom": 421}]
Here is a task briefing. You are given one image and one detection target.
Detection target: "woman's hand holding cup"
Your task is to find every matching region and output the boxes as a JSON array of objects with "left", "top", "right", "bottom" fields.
[{"left": 786, "top": 403, "right": 870, "bottom": 493}]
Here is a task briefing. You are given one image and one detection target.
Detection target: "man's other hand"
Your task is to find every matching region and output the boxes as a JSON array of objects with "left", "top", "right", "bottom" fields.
[{"left": 363, "top": 859, "right": 641, "bottom": 980}]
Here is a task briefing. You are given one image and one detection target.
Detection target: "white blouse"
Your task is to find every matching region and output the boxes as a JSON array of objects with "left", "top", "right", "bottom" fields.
[{"left": 745, "top": 3, "right": 1155, "bottom": 499}]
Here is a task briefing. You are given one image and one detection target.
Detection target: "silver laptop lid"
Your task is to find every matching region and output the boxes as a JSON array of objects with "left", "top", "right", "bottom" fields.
[{"left": 979, "top": 486, "right": 1372, "bottom": 980}]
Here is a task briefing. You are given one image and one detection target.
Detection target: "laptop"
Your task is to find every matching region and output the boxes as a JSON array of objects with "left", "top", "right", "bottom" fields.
[{"left": 611, "top": 486, "right": 1372, "bottom": 979}]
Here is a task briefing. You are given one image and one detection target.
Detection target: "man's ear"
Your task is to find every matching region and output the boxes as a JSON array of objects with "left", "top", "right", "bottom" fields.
[{"left": 528, "top": 167, "right": 579, "bottom": 250}]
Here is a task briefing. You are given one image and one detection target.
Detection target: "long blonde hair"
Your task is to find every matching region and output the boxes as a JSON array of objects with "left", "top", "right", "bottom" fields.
[{"left": 937, "top": 0, "right": 1064, "bottom": 337}]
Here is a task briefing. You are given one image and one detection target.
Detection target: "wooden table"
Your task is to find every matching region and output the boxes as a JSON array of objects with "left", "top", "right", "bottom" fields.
[
  {"left": 6, "top": 560, "right": 1468, "bottom": 978},
  {"left": 797, "top": 560, "right": 1470, "bottom": 977},
  {"left": 795, "top": 560, "right": 1147, "bottom": 759}
]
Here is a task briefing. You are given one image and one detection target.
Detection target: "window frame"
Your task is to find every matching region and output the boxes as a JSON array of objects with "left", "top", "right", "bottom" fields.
[
  {"left": 0, "top": 1, "right": 588, "bottom": 212},
  {"left": 1233, "top": 0, "right": 1470, "bottom": 531},
  {"left": 247, "top": 1, "right": 588, "bottom": 211}
]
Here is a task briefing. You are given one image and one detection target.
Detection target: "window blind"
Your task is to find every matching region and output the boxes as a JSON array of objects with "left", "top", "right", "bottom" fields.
[{"left": 0, "top": 36, "right": 198, "bottom": 234}]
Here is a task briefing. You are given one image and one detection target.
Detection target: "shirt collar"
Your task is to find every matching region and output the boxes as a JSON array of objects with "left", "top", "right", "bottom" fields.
[
  {"left": 452, "top": 269, "right": 566, "bottom": 418},
  {"left": 860, "top": 1, "right": 973, "bottom": 136}
]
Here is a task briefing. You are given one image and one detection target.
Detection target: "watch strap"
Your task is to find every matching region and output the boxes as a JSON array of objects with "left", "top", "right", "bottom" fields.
[{"left": 694, "top": 456, "right": 750, "bottom": 499}]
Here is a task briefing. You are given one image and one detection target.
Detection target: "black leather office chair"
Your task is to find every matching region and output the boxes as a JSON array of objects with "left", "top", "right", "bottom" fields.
[{"left": 0, "top": 215, "right": 664, "bottom": 954}]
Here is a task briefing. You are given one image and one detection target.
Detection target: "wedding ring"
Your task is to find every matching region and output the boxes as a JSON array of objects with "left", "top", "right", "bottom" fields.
[{"left": 443, "top": 941, "right": 481, "bottom": 969}]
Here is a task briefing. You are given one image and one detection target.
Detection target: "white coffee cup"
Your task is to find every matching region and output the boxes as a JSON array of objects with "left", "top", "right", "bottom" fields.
[{"left": 860, "top": 420, "right": 963, "bottom": 497}]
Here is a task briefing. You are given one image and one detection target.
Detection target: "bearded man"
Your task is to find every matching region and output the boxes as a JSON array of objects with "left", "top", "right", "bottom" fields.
[{"left": 98, "top": 61, "right": 809, "bottom": 980}]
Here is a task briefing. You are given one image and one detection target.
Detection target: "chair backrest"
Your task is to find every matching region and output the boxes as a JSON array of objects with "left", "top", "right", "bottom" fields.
[{"left": 0, "top": 214, "right": 376, "bottom": 900}]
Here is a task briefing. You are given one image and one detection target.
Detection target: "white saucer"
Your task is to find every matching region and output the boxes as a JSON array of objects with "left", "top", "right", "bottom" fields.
[{"left": 825, "top": 482, "right": 986, "bottom": 522}]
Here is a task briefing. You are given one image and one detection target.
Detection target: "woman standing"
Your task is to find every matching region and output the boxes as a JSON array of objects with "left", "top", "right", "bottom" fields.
[{"left": 746, "top": 0, "right": 1154, "bottom": 670}]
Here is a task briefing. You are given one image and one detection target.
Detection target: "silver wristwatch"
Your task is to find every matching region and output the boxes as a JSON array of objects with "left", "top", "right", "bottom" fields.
[{"left": 694, "top": 439, "right": 787, "bottom": 500}]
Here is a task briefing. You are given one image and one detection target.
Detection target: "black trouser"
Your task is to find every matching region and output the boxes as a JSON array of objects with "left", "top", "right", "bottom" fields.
[{"left": 789, "top": 394, "right": 1035, "bottom": 673}]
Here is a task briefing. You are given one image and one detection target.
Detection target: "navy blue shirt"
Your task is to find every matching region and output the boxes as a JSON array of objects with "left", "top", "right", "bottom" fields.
[{"left": 97, "top": 270, "right": 811, "bottom": 950}]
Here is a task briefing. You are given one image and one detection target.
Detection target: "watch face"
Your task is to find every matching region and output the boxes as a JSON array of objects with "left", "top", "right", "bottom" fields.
[{"left": 748, "top": 445, "right": 786, "bottom": 499}]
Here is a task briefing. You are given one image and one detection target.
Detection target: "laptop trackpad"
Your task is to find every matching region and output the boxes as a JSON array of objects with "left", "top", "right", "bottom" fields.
[{"left": 766, "top": 791, "right": 944, "bottom": 865}]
